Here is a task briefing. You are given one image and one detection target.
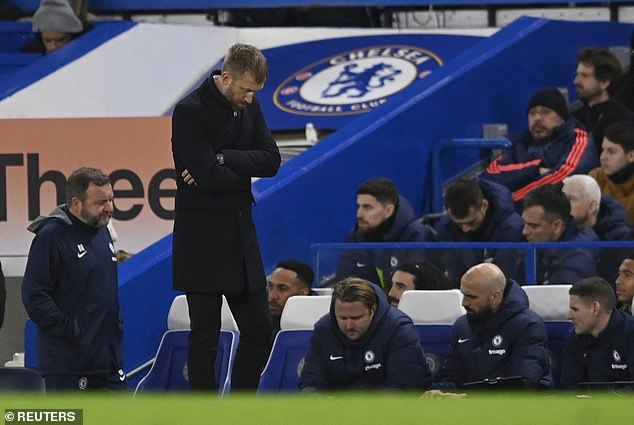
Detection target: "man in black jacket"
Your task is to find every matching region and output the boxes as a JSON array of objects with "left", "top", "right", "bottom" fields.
[{"left": 171, "top": 44, "right": 281, "bottom": 391}]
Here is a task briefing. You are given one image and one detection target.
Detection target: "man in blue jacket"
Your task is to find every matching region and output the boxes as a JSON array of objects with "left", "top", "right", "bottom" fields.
[
  {"left": 483, "top": 87, "right": 598, "bottom": 204},
  {"left": 335, "top": 178, "right": 434, "bottom": 288},
  {"left": 560, "top": 277, "right": 634, "bottom": 389},
  {"left": 428, "top": 263, "right": 552, "bottom": 395},
  {"left": 522, "top": 184, "right": 598, "bottom": 285},
  {"left": 435, "top": 178, "right": 524, "bottom": 286},
  {"left": 21, "top": 167, "right": 124, "bottom": 391},
  {"left": 300, "top": 277, "right": 432, "bottom": 391}
]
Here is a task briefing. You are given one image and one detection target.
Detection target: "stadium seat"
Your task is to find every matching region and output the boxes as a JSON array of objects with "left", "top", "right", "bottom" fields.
[
  {"left": 522, "top": 284, "right": 573, "bottom": 386},
  {"left": 397, "top": 290, "right": 464, "bottom": 379},
  {"left": 167, "top": 294, "right": 238, "bottom": 331},
  {"left": 134, "top": 329, "right": 239, "bottom": 396},
  {"left": 397, "top": 290, "right": 465, "bottom": 324},
  {"left": 24, "top": 319, "right": 37, "bottom": 368},
  {"left": 279, "top": 295, "right": 331, "bottom": 330},
  {"left": 257, "top": 330, "right": 313, "bottom": 392},
  {"left": 0, "top": 367, "right": 45, "bottom": 392}
]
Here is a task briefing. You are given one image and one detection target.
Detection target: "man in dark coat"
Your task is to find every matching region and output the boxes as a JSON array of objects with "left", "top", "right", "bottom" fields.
[
  {"left": 560, "top": 277, "right": 634, "bottom": 389},
  {"left": 300, "top": 278, "right": 431, "bottom": 391},
  {"left": 427, "top": 263, "right": 553, "bottom": 396},
  {"left": 435, "top": 178, "right": 524, "bottom": 287},
  {"left": 171, "top": 44, "right": 281, "bottom": 391},
  {"left": 335, "top": 178, "right": 434, "bottom": 287},
  {"left": 0, "top": 261, "right": 5, "bottom": 329}
]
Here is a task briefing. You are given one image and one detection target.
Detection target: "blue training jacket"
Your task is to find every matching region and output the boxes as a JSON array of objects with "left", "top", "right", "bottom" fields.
[
  {"left": 299, "top": 284, "right": 432, "bottom": 391},
  {"left": 21, "top": 205, "right": 123, "bottom": 376},
  {"left": 439, "top": 280, "right": 553, "bottom": 388}
]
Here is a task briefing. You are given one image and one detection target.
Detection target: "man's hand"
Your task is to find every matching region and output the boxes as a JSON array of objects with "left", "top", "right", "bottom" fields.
[
  {"left": 422, "top": 389, "right": 467, "bottom": 399},
  {"left": 182, "top": 169, "right": 197, "bottom": 187},
  {"left": 538, "top": 167, "right": 551, "bottom": 175}
]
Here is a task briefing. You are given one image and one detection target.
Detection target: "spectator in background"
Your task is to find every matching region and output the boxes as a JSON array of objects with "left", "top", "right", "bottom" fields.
[
  {"left": 334, "top": 178, "right": 434, "bottom": 288},
  {"left": 21, "top": 0, "right": 86, "bottom": 54},
  {"left": 616, "top": 253, "right": 634, "bottom": 314},
  {"left": 560, "top": 277, "right": 634, "bottom": 389},
  {"left": 387, "top": 261, "right": 450, "bottom": 307},
  {"left": 0, "top": 261, "right": 5, "bottom": 329},
  {"left": 426, "top": 263, "right": 552, "bottom": 396},
  {"left": 482, "top": 88, "right": 597, "bottom": 203},
  {"left": 435, "top": 178, "right": 524, "bottom": 286},
  {"left": 590, "top": 121, "right": 634, "bottom": 225},
  {"left": 267, "top": 260, "right": 314, "bottom": 333},
  {"left": 521, "top": 184, "right": 598, "bottom": 285},
  {"left": 21, "top": 167, "right": 125, "bottom": 391},
  {"left": 571, "top": 47, "right": 634, "bottom": 152},
  {"left": 562, "top": 174, "right": 632, "bottom": 281},
  {"left": 300, "top": 277, "right": 432, "bottom": 391},
  {"left": 615, "top": 31, "right": 634, "bottom": 112}
]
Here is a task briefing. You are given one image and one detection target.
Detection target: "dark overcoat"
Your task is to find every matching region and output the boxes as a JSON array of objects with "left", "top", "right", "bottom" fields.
[{"left": 171, "top": 72, "right": 280, "bottom": 293}]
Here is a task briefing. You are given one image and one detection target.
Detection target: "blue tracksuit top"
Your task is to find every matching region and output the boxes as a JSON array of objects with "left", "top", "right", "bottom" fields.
[
  {"left": 560, "top": 309, "right": 634, "bottom": 389},
  {"left": 21, "top": 205, "right": 122, "bottom": 375},
  {"left": 440, "top": 280, "right": 553, "bottom": 388},
  {"left": 299, "top": 285, "right": 432, "bottom": 391}
]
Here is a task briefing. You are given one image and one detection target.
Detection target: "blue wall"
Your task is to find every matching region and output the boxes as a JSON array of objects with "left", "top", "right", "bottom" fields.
[{"left": 112, "top": 17, "right": 634, "bottom": 376}]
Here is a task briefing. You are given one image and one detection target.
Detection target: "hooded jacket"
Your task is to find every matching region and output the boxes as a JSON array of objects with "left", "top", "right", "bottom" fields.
[
  {"left": 435, "top": 179, "right": 524, "bottom": 286},
  {"left": 334, "top": 195, "right": 434, "bottom": 286},
  {"left": 483, "top": 119, "right": 598, "bottom": 202},
  {"left": 21, "top": 205, "right": 122, "bottom": 375},
  {"left": 440, "top": 280, "right": 553, "bottom": 388},
  {"left": 560, "top": 309, "right": 634, "bottom": 389},
  {"left": 299, "top": 285, "right": 431, "bottom": 390}
]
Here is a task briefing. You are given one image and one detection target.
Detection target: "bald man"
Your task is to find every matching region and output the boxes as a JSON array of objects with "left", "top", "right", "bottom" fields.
[{"left": 435, "top": 263, "right": 553, "bottom": 390}]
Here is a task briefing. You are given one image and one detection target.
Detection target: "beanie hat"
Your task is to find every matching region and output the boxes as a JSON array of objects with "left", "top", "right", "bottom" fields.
[
  {"left": 32, "top": 0, "right": 83, "bottom": 34},
  {"left": 526, "top": 88, "right": 569, "bottom": 120}
]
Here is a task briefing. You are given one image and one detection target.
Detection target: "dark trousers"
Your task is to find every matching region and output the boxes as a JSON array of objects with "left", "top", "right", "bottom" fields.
[{"left": 186, "top": 287, "right": 272, "bottom": 392}]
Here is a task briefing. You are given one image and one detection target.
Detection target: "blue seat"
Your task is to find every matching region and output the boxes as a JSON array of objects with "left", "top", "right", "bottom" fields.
[
  {"left": 24, "top": 319, "right": 37, "bottom": 368},
  {"left": 0, "top": 367, "right": 45, "bottom": 392},
  {"left": 134, "top": 329, "right": 239, "bottom": 396},
  {"left": 257, "top": 330, "right": 313, "bottom": 392},
  {"left": 544, "top": 321, "right": 573, "bottom": 387},
  {"left": 414, "top": 324, "right": 454, "bottom": 379}
]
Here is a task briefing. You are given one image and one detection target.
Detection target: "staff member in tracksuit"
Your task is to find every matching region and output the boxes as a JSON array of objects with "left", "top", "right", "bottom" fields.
[
  {"left": 300, "top": 278, "right": 431, "bottom": 391},
  {"left": 560, "top": 277, "right": 634, "bottom": 389},
  {"left": 22, "top": 167, "right": 124, "bottom": 391},
  {"left": 429, "top": 263, "right": 553, "bottom": 395}
]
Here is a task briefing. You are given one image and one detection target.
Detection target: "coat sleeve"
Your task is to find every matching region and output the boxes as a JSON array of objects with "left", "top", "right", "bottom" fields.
[
  {"left": 21, "top": 227, "right": 79, "bottom": 340},
  {"left": 507, "top": 318, "right": 553, "bottom": 388},
  {"left": 222, "top": 101, "right": 281, "bottom": 178},
  {"left": 436, "top": 325, "right": 463, "bottom": 389},
  {"left": 547, "top": 248, "right": 597, "bottom": 285},
  {"left": 559, "top": 332, "right": 584, "bottom": 389},
  {"left": 384, "top": 323, "right": 432, "bottom": 389},
  {"left": 483, "top": 142, "right": 542, "bottom": 195},
  {"left": 171, "top": 103, "right": 242, "bottom": 192},
  {"left": 299, "top": 328, "right": 330, "bottom": 391}
]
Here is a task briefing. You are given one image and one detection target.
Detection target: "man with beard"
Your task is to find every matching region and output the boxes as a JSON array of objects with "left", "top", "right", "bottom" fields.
[
  {"left": 267, "top": 260, "right": 313, "bottom": 333},
  {"left": 571, "top": 47, "right": 634, "bottom": 153},
  {"left": 435, "top": 178, "right": 524, "bottom": 287},
  {"left": 482, "top": 88, "right": 598, "bottom": 204},
  {"left": 22, "top": 167, "right": 125, "bottom": 391},
  {"left": 334, "top": 178, "right": 434, "bottom": 288},
  {"left": 427, "top": 263, "right": 552, "bottom": 394}
]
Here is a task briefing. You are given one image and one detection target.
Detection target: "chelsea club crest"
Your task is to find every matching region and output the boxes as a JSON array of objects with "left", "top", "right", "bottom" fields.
[{"left": 273, "top": 45, "right": 443, "bottom": 116}]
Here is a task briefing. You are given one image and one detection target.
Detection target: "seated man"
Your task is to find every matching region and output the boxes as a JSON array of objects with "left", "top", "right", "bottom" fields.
[
  {"left": 616, "top": 253, "right": 634, "bottom": 314},
  {"left": 299, "top": 277, "right": 432, "bottom": 391},
  {"left": 335, "top": 177, "right": 434, "bottom": 287},
  {"left": 429, "top": 263, "right": 552, "bottom": 393},
  {"left": 562, "top": 174, "right": 632, "bottom": 281},
  {"left": 21, "top": 0, "right": 86, "bottom": 54},
  {"left": 387, "top": 261, "right": 450, "bottom": 307},
  {"left": 482, "top": 88, "right": 598, "bottom": 203},
  {"left": 571, "top": 47, "right": 634, "bottom": 152},
  {"left": 522, "top": 184, "right": 598, "bottom": 285},
  {"left": 560, "top": 277, "right": 634, "bottom": 389},
  {"left": 267, "top": 260, "right": 314, "bottom": 333},
  {"left": 590, "top": 121, "right": 634, "bottom": 225},
  {"left": 435, "top": 178, "right": 524, "bottom": 286}
]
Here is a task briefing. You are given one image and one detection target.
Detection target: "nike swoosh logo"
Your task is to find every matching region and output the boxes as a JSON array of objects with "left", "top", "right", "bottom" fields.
[
  {"left": 329, "top": 355, "right": 343, "bottom": 361},
  {"left": 356, "top": 262, "right": 366, "bottom": 267},
  {"left": 77, "top": 251, "right": 87, "bottom": 258},
  {"left": 458, "top": 338, "right": 469, "bottom": 344}
]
